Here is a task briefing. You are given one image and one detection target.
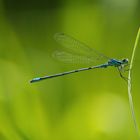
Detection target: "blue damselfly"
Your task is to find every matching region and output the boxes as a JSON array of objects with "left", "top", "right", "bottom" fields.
[{"left": 30, "top": 33, "right": 128, "bottom": 83}]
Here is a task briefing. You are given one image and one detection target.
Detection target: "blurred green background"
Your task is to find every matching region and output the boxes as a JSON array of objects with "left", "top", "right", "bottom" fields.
[{"left": 0, "top": 0, "right": 140, "bottom": 140}]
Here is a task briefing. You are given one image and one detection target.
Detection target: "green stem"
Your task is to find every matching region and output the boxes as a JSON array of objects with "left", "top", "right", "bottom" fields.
[{"left": 128, "top": 28, "right": 140, "bottom": 140}]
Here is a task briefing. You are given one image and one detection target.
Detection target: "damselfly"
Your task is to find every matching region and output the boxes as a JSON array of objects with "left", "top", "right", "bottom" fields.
[{"left": 30, "top": 33, "right": 129, "bottom": 83}]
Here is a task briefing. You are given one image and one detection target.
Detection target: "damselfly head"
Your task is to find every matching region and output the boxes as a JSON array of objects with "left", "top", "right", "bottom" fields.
[{"left": 122, "top": 58, "right": 129, "bottom": 64}]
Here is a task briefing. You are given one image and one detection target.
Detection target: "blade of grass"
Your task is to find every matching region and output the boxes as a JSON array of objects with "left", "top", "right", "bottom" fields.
[{"left": 128, "top": 28, "right": 140, "bottom": 140}]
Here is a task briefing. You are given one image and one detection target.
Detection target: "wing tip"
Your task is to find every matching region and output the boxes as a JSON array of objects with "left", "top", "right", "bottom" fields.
[{"left": 54, "top": 32, "right": 65, "bottom": 39}]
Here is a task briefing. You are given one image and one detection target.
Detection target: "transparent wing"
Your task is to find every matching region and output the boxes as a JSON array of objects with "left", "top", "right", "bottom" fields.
[
  {"left": 54, "top": 33, "right": 110, "bottom": 62},
  {"left": 52, "top": 51, "right": 96, "bottom": 64}
]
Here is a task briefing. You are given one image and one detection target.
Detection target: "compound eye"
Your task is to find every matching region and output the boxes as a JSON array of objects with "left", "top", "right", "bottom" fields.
[
  {"left": 122, "top": 58, "right": 129, "bottom": 63},
  {"left": 122, "top": 59, "right": 126, "bottom": 62}
]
